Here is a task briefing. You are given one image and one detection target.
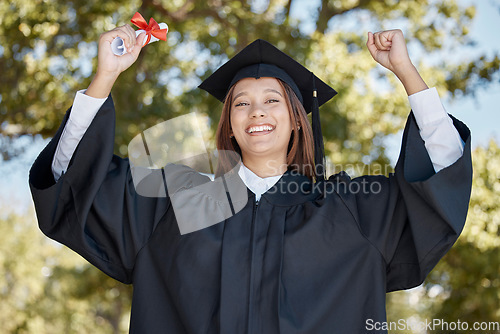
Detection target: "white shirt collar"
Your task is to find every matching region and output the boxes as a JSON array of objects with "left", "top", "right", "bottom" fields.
[{"left": 238, "top": 163, "right": 283, "bottom": 202}]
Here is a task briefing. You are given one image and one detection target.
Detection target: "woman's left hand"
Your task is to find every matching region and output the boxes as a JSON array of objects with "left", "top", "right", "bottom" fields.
[
  {"left": 366, "top": 29, "right": 428, "bottom": 96},
  {"left": 366, "top": 29, "right": 412, "bottom": 77}
]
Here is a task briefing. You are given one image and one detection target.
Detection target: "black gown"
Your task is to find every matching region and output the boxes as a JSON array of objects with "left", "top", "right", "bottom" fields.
[{"left": 29, "top": 96, "right": 472, "bottom": 334}]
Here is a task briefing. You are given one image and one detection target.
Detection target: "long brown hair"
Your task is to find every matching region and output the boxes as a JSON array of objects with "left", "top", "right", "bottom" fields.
[{"left": 215, "top": 78, "right": 315, "bottom": 179}]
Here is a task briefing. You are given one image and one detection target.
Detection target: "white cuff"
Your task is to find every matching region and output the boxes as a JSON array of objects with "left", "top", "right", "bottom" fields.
[
  {"left": 69, "top": 90, "right": 108, "bottom": 126},
  {"left": 408, "top": 87, "right": 448, "bottom": 126},
  {"left": 51, "top": 90, "right": 108, "bottom": 180},
  {"left": 408, "top": 87, "right": 464, "bottom": 172}
]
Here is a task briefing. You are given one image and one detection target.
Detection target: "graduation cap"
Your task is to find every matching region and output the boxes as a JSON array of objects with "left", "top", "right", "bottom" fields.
[{"left": 198, "top": 39, "right": 337, "bottom": 181}]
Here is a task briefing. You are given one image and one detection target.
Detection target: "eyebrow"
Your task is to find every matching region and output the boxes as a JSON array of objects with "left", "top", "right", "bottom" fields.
[
  {"left": 232, "top": 89, "right": 283, "bottom": 103},
  {"left": 265, "top": 89, "right": 283, "bottom": 97}
]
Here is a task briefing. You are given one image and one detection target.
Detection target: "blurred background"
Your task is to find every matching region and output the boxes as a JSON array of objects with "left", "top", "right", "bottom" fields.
[{"left": 0, "top": 0, "right": 499, "bottom": 333}]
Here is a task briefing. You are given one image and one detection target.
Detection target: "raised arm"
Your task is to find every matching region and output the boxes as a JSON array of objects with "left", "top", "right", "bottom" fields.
[
  {"left": 366, "top": 29, "right": 464, "bottom": 172},
  {"left": 31, "top": 27, "right": 165, "bottom": 284},
  {"left": 86, "top": 25, "right": 147, "bottom": 98},
  {"left": 51, "top": 26, "right": 147, "bottom": 180}
]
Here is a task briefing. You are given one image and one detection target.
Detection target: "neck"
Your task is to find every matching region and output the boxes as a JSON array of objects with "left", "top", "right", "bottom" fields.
[{"left": 242, "top": 154, "right": 287, "bottom": 178}]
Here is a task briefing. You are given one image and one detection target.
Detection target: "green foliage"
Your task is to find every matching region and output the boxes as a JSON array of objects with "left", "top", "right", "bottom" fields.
[
  {"left": 0, "top": 210, "right": 132, "bottom": 333},
  {"left": 1, "top": 0, "right": 499, "bottom": 163}
]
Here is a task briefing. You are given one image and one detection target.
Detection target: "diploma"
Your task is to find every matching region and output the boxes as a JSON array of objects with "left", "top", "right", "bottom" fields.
[
  {"left": 111, "top": 12, "right": 168, "bottom": 56},
  {"left": 111, "top": 22, "right": 168, "bottom": 56}
]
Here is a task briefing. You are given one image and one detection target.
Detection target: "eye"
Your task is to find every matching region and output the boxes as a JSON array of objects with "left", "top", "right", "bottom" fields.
[
  {"left": 266, "top": 98, "right": 280, "bottom": 104},
  {"left": 234, "top": 101, "right": 248, "bottom": 107}
]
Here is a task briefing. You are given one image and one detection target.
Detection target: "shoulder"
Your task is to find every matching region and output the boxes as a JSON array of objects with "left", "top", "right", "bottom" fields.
[{"left": 322, "top": 171, "right": 392, "bottom": 198}]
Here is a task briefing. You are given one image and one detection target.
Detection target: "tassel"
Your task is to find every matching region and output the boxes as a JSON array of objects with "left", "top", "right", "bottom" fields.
[{"left": 311, "top": 73, "right": 325, "bottom": 182}]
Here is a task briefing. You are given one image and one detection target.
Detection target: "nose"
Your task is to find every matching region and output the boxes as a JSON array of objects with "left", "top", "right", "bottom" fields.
[{"left": 249, "top": 104, "right": 267, "bottom": 118}]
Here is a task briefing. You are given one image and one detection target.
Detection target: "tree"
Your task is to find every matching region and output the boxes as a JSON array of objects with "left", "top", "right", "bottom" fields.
[
  {"left": 0, "top": 209, "right": 132, "bottom": 333},
  {"left": 1, "top": 0, "right": 499, "bottom": 163}
]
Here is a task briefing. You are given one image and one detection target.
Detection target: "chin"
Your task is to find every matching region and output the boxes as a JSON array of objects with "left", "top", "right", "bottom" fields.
[{"left": 245, "top": 145, "right": 286, "bottom": 158}]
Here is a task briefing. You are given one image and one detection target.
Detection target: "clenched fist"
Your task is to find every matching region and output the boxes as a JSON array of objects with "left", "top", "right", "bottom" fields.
[
  {"left": 367, "top": 29, "right": 413, "bottom": 77},
  {"left": 366, "top": 29, "right": 428, "bottom": 96}
]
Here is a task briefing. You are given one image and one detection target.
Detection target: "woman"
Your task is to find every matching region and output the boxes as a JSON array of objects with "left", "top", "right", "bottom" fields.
[{"left": 30, "top": 25, "right": 472, "bottom": 333}]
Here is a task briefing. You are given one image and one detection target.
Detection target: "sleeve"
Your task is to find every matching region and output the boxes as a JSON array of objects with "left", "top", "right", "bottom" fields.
[
  {"left": 408, "top": 87, "right": 464, "bottom": 172},
  {"left": 29, "top": 96, "right": 171, "bottom": 284},
  {"left": 337, "top": 112, "right": 472, "bottom": 292},
  {"left": 52, "top": 90, "right": 107, "bottom": 180}
]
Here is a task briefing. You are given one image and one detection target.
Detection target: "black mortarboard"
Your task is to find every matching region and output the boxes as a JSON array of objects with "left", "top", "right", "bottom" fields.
[{"left": 198, "top": 39, "right": 337, "bottom": 181}]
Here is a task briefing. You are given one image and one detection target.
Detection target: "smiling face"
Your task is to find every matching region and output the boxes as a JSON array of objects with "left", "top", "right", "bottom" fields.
[{"left": 229, "top": 77, "right": 293, "bottom": 164}]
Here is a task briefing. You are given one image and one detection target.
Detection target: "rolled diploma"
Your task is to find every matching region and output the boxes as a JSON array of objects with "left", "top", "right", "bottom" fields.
[{"left": 111, "top": 22, "right": 168, "bottom": 56}]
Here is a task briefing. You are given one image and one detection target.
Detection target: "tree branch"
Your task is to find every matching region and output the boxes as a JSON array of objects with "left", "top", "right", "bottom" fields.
[
  {"left": 285, "top": 0, "right": 292, "bottom": 17},
  {"left": 316, "top": 0, "right": 371, "bottom": 34},
  {"left": 142, "top": 0, "right": 233, "bottom": 32},
  {"left": 169, "top": 0, "right": 196, "bottom": 21}
]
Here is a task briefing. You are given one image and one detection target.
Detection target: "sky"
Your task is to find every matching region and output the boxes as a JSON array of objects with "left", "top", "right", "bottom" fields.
[
  {"left": 1, "top": 0, "right": 499, "bottom": 213},
  {"left": 441, "top": 0, "right": 500, "bottom": 147}
]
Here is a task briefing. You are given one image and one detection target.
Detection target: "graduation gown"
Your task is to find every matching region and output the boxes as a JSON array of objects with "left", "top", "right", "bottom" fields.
[{"left": 29, "top": 96, "right": 472, "bottom": 334}]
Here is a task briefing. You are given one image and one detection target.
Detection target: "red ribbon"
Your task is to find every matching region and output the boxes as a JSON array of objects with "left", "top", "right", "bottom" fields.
[{"left": 131, "top": 12, "right": 168, "bottom": 46}]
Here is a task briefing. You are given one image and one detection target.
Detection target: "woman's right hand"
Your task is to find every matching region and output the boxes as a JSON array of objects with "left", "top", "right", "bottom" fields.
[
  {"left": 85, "top": 25, "right": 147, "bottom": 98},
  {"left": 97, "top": 25, "right": 147, "bottom": 78}
]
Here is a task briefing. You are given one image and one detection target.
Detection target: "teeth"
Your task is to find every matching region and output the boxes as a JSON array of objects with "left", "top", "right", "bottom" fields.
[{"left": 247, "top": 125, "right": 274, "bottom": 133}]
